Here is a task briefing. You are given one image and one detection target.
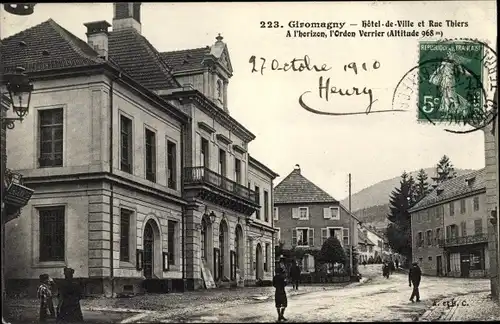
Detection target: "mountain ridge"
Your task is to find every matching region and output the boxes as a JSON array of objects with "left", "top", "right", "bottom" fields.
[{"left": 341, "top": 167, "right": 475, "bottom": 219}]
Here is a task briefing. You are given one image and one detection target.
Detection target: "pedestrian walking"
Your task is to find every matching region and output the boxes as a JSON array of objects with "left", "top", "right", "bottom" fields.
[
  {"left": 289, "top": 261, "right": 301, "bottom": 290},
  {"left": 273, "top": 267, "right": 288, "bottom": 322},
  {"left": 389, "top": 260, "right": 395, "bottom": 274},
  {"left": 37, "top": 274, "right": 55, "bottom": 322},
  {"left": 56, "top": 267, "right": 83, "bottom": 323},
  {"left": 409, "top": 262, "right": 422, "bottom": 303},
  {"left": 395, "top": 259, "right": 399, "bottom": 270},
  {"left": 382, "top": 262, "right": 390, "bottom": 279}
]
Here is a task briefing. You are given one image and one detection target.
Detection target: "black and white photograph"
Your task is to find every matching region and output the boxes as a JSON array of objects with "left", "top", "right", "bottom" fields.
[{"left": 0, "top": 1, "right": 498, "bottom": 323}]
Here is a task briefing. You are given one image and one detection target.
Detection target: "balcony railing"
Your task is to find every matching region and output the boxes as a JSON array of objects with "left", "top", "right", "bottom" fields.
[
  {"left": 438, "top": 234, "right": 488, "bottom": 248},
  {"left": 184, "top": 166, "right": 257, "bottom": 203}
]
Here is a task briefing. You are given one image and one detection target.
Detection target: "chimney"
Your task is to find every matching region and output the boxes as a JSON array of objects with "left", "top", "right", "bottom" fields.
[
  {"left": 84, "top": 21, "right": 111, "bottom": 60},
  {"left": 113, "top": 2, "right": 141, "bottom": 34}
]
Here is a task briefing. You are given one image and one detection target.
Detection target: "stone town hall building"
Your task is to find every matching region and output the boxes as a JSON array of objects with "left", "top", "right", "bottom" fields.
[{"left": 3, "top": 3, "right": 278, "bottom": 296}]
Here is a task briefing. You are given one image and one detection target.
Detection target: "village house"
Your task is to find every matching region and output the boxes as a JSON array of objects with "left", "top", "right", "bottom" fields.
[
  {"left": 273, "top": 164, "right": 359, "bottom": 273},
  {"left": 409, "top": 169, "right": 490, "bottom": 278},
  {"left": 357, "top": 229, "right": 376, "bottom": 264},
  {"left": 3, "top": 2, "right": 278, "bottom": 297}
]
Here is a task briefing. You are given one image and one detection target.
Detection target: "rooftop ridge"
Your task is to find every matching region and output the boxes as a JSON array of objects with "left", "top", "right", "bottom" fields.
[{"left": 47, "top": 19, "right": 103, "bottom": 64}]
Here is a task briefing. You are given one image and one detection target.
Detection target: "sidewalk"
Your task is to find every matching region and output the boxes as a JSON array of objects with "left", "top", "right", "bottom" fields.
[{"left": 419, "top": 291, "right": 500, "bottom": 321}]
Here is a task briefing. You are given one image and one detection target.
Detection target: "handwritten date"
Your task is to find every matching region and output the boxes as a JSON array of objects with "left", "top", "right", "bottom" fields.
[
  {"left": 249, "top": 55, "right": 331, "bottom": 75},
  {"left": 344, "top": 61, "right": 381, "bottom": 74}
]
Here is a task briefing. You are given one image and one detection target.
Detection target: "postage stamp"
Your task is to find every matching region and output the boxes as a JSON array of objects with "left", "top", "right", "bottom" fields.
[
  {"left": 392, "top": 38, "right": 497, "bottom": 133},
  {"left": 418, "top": 41, "right": 484, "bottom": 124}
]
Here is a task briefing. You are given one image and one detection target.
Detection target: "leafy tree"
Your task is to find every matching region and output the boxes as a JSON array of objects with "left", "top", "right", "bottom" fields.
[
  {"left": 432, "top": 155, "right": 457, "bottom": 184},
  {"left": 317, "top": 236, "right": 346, "bottom": 268},
  {"left": 415, "top": 169, "right": 431, "bottom": 201},
  {"left": 386, "top": 171, "right": 416, "bottom": 261}
]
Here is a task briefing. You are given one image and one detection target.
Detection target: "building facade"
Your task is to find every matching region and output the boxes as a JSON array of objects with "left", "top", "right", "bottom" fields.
[
  {"left": 409, "top": 169, "right": 490, "bottom": 278},
  {"left": 485, "top": 89, "right": 499, "bottom": 299},
  {"left": 3, "top": 2, "right": 277, "bottom": 297},
  {"left": 273, "top": 165, "right": 358, "bottom": 273},
  {"left": 357, "top": 229, "right": 375, "bottom": 263}
]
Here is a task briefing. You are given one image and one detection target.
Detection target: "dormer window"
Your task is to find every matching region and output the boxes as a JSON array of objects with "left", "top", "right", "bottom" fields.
[
  {"left": 466, "top": 177, "right": 476, "bottom": 187},
  {"left": 437, "top": 188, "right": 444, "bottom": 196}
]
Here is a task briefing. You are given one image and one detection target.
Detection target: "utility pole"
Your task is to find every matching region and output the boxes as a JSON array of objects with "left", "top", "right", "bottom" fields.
[{"left": 349, "top": 173, "right": 353, "bottom": 277}]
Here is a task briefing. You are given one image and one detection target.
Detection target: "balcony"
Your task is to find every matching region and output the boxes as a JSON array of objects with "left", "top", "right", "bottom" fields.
[
  {"left": 438, "top": 234, "right": 488, "bottom": 248},
  {"left": 184, "top": 166, "right": 259, "bottom": 215}
]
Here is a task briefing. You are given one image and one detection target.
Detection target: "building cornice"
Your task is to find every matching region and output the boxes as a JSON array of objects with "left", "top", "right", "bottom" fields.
[
  {"left": 248, "top": 155, "right": 279, "bottom": 179},
  {"left": 409, "top": 187, "right": 486, "bottom": 213},
  {"left": 21, "top": 171, "right": 188, "bottom": 205},
  {"left": 162, "top": 89, "right": 256, "bottom": 143},
  {"left": 23, "top": 64, "right": 190, "bottom": 125}
]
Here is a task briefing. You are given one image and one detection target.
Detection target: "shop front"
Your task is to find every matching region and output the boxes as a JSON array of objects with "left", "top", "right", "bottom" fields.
[{"left": 445, "top": 243, "right": 489, "bottom": 278}]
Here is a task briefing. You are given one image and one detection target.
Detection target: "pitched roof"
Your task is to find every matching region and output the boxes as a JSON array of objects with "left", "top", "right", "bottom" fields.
[
  {"left": 160, "top": 47, "right": 210, "bottom": 73},
  {"left": 274, "top": 167, "right": 338, "bottom": 204},
  {"left": 109, "top": 28, "right": 180, "bottom": 90},
  {"left": 1, "top": 19, "right": 104, "bottom": 74},
  {"left": 358, "top": 229, "right": 375, "bottom": 246},
  {"left": 410, "top": 168, "right": 486, "bottom": 212}
]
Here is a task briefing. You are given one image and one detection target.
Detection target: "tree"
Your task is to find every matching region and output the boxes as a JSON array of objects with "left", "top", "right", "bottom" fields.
[
  {"left": 432, "top": 155, "right": 457, "bottom": 184},
  {"left": 317, "top": 236, "right": 346, "bottom": 268},
  {"left": 415, "top": 169, "right": 431, "bottom": 202},
  {"left": 386, "top": 171, "right": 416, "bottom": 262}
]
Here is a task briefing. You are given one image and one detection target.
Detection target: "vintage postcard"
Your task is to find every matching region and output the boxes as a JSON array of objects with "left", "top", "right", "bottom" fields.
[{"left": 0, "top": 1, "right": 498, "bottom": 323}]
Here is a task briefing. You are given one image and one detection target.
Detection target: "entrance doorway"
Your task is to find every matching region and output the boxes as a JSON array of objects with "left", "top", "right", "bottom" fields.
[
  {"left": 143, "top": 221, "right": 154, "bottom": 279},
  {"left": 436, "top": 255, "right": 442, "bottom": 276},
  {"left": 460, "top": 254, "right": 470, "bottom": 277},
  {"left": 219, "top": 220, "right": 228, "bottom": 280},
  {"left": 256, "top": 243, "right": 262, "bottom": 280}
]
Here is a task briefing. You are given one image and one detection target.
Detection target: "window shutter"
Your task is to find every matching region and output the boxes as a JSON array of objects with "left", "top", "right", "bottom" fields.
[
  {"left": 321, "top": 228, "right": 328, "bottom": 245},
  {"left": 446, "top": 225, "right": 451, "bottom": 239},
  {"left": 292, "top": 229, "right": 297, "bottom": 246},
  {"left": 343, "top": 228, "right": 349, "bottom": 245},
  {"left": 292, "top": 208, "right": 299, "bottom": 219},
  {"left": 335, "top": 230, "right": 343, "bottom": 246},
  {"left": 331, "top": 208, "right": 339, "bottom": 220},
  {"left": 323, "top": 208, "right": 330, "bottom": 219},
  {"left": 308, "top": 228, "right": 314, "bottom": 246}
]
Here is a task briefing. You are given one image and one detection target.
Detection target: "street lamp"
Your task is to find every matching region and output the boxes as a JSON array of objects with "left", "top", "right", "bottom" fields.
[
  {"left": 3, "top": 3, "right": 36, "bottom": 15},
  {"left": 209, "top": 211, "right": 216, "bottom": 224},
  {"left": 3, "top": 67, "right": 33, "bottom": 125}
]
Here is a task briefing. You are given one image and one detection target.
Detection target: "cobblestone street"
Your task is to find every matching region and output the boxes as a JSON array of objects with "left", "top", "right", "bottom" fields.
[{"left": 4, "top": 265, "right": 499, "bottom": 323}]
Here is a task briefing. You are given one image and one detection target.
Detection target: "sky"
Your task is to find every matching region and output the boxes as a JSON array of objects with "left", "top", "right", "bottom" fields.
[{"left": 1, "top": 1, "right": 496, "bottom": 200}]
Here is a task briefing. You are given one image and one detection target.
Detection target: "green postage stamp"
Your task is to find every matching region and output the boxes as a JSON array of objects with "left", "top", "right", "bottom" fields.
[{"left": 418, "top": 41, "right": 485, "bottom": 124}]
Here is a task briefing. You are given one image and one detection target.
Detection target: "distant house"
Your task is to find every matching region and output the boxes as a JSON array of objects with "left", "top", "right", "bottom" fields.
[
  {"left": 357, "top": 229, "right": 376, "bottom": 263},
  {"left": 273, "top": 165, "right": 359, "bottom": 273},
  {"left": 409, "top": 169, "right": 489, "bottom": 278}
]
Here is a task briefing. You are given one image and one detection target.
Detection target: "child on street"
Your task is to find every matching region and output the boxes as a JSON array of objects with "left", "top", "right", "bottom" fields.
[
  {"left": 37, "top": 274, "right": 55, "bottom": 322},
  {"left": 273, "top": 267, "right": 288, "bottom": 321}
]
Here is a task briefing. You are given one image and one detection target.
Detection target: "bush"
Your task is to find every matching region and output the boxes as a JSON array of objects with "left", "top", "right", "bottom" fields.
[{"left": 317, "top": 236, "right": 346, "bottom": 265}]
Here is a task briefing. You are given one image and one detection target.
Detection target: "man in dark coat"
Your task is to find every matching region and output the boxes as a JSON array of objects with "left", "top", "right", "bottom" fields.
[
  {"left": 289, "top": 261, "right": 301, "bottom": 290},
  {"left": 273, "top": 267, "right": 288, "bottom": 321},
  {"left": 409, "top": 262, "right": 422, "bottom": 302},
  {"left": 57, "top": 267, "right": 84, "bottom": 323},
  {"left": 395, "top": 259, "right": 399, "bottom": 270}
]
